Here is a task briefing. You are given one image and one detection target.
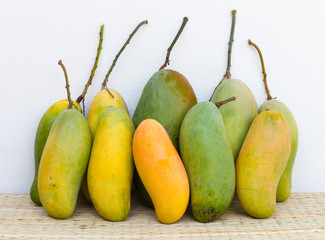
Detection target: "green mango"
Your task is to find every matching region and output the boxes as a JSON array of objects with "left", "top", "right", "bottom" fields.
[
  {"left": 38, "top": 109, "right": 92, "bottom": 219},
  {"left": 132, "top": 69, "right": 197, "bottom": 207},
  {"left": 210, "top": 79, "right": 258, "bottom": 161},
  {"left": 31, "top": 100, "right": 81, "bottom": 205},
  {"left": 133, "top": 69, "right": 197, "bottom": 149},
  {"left": 179, "top": 101, "right": 235, "bottom": 222},
  {"left": 259, "top": 100, "right": 298, "bottom": 202}
]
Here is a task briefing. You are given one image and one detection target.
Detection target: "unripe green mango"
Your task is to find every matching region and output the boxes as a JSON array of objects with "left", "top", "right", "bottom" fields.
[
  {"left": 236, "top": 110, "right": 291, "bottom": 218},
  {"left": 132, "top": 69, "right": 197, "bottom": 207},
  {"left": 259, "top": 100, "right": 298, "bottom": 202},
  {"left": 31, "top": 100, "right": 81, "bottom": 205},
  {"left": 87, "top": 107, "right": 134, "bottom": 221},
  {"left": 210, "top": 79, "right": 258, "bottom": 161},
  {"left": 38, "top": 109, "right": 92, "bottom": 219},
  {"left": 179, "top": 101, "right": 235, "bottom": 222}
]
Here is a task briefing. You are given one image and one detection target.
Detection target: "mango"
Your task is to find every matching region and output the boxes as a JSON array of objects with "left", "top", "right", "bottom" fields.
[
  {"left": 132, "top": 69, "right": 197, "bottom": 206},
  {"left": 133, "top": 69, "right": 196, "bottom": 149},
  {"left": 81, "top": 19, "right": 148, "bottom": 201},
  {"left": 38, "top": 109, "right": 92, "bottom": 219},
  {"left": 179, "top": 101, "right": 235, "bottom": 222},
  {"left": 31, "top": 25, "right": 104, "bottom": 205},
  {"left": 88, "top": 89, "right": 129, "bottom": 135},
  {"left": 31, "top": 100, "right": 81, "bottom": 206},
  {"left": 87, "top": 107, "right": 134, "bottom": 221},
  {"left": 236, "top": 110, "right": 291, "bottom": 218},
  {"left": 210, "top": 10, "right": 258, "bottom": 162},
  {"left": 80, "top": 89, "right": 128, "bottom": 202},
  {"left": 210, "top": 79, "right": 258, "bottom": 161},
  {"left": 133, "top": 119, "right": 189, "bottom": 224},
  {"left": 259, "top": 100, "right": 298, "bottom": 202}
]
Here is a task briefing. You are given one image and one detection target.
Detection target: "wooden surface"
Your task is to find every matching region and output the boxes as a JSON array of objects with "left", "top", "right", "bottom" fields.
[{"left": 0, "top": 193, "right": 324, "bottom": 239}]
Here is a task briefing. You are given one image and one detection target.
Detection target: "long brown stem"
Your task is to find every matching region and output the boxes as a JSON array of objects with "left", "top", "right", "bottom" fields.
[
  {"left": 225, "top": 10, "right": 237, "bottom": 79},
  {"left": 77, "top": 24, "right": 104, "bottom": 104},
  {"left": 248, "top": 39, "right": 273, "bottom": 100},
  {"left": 58, "top": 60, "right": 73, "bottom": 109},
  {"left": 101, "top": 20, "right": 148, "bottom": 90},
  {"left": 215, "top": 96, "right": 236, "bottom": 108},
  {"left": 159, "top": 17, "right": 188, "bottom": 70}
]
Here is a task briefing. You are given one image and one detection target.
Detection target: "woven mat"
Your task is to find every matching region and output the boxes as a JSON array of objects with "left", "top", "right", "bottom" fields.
[{"left": 0, "top": 193, "right": 324, "bottom": 239}]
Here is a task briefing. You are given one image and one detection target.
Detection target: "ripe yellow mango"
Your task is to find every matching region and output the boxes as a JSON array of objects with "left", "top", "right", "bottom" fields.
[
  {"left": 87, "top": 107, "right": 134, "bottom": 221},
  {"left": 88, "top": 89, "right": 128, "bottom": 135},
  {"left": 81, "top": 89, "right": 129, "bottom": 202},
  {"left": 236, "top": 110, "right": 291, "bottom": 218},
  {"left": 132, "top": 119, "right": 189, "bottom": 224}
]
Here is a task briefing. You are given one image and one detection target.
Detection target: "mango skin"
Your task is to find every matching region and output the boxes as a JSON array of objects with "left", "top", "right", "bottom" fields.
[
  {"left": 179, "top": 102, "right": 235, "bottom": 222},
  {"left": 88, "top": 89, "right": 129, "bottom": 135},
  {"left": 210, "top": 79, "right": 258, "bottom": 161},
  {"left": 133, "top": 69, "right": 197, "bottom": 150},
  {"left": 87, "top": 107, "right": 135, "bottom": 221},
  {"left": 259, "top": 100, "right": 298, "bottom": 202},
  {"left": 236, "top": 110, "right": 291, "bottom": 219},
  {"left": 38, "top": 109, "right": 92, "bottom": 219},
  {"left": 132, "top": 69, "right": 197, "bottom": 206},
  {"left": 31, "top": 100, "right": 81, "bottom": 206},
  {"left": 81, "top": 89, "right": 129, "bottom": 202},
  {"left": 133, "top": 119, "right": 190, "bottom": 224}
]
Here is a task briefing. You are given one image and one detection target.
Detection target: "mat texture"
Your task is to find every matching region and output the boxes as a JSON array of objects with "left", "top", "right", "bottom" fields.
[{"left": 0, "top": 193, "right": 324, "bottom": 239}]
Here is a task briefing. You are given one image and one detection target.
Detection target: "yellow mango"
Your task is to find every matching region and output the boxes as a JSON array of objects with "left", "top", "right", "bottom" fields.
[
  {"left": 87, "top": 107, "right": 134, "bottom": 221},
  {"left": 87, "top": 89, "right": 128, "bottom": 135},
  {"left": 81, "top": 20, "right": 147, "bottom": 202},
  {"left": 236, "top": 110, "right": 291, "bottom": 218},
  {"left": 80, "top": 89, "right": 128, "bottom": 202}
]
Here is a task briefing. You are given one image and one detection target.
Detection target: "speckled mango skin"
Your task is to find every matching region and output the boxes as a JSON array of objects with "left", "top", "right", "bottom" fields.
[
  {"left": 259, "top": 100, "right": 298, "bottom": 202},
  {"left": 81, "top": 89, "right": 129, "bottom": 202},
  {"left": 133, "top": 119, "right": 190, "bottom": 224},
  {"left": 132, "top": 69, "right": 197, "bottom": 207},
  {"left": 210, "top": 79, "right": 258, "bottom": 161},
  {"left": 38, "top": 109, "right": 92, "bottom": 219},
  {"left": 180, "top": 102, "right": 235, "bottom": 222},
  {"left": 87, "top": 107, "right": 135, "bottom": 221},
  {"left": 31, "top": 100, "right": 81, "bottom": 206},
  {"left": 236, "top": 110, "right": 291, "bottom": 219}
]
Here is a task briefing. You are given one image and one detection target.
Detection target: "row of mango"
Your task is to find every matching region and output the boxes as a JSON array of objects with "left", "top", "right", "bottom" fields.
[{"left": 30, "top": 10, "right": 298, "bottom": 224}]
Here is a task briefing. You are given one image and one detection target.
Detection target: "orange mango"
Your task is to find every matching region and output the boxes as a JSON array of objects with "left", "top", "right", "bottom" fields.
[{"left": 132, "top": 119, "right": 189, "bottom": 224}]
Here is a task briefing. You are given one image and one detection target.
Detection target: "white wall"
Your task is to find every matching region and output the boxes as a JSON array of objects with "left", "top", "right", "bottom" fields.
[{"left": 0, "top": 0, "right": 324, "bottom": 193}]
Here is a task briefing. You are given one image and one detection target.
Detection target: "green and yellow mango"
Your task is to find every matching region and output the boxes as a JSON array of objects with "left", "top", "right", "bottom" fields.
[
  {"left": 236, "top": 110, "right": 291, "bottom": 218},
  {"left": 38, "top": 109, "right": 92, "bottom": 219}
]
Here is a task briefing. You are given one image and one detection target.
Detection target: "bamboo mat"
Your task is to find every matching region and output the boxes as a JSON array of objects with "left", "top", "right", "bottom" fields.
[{"left": 0, "top": 193, "right": 324, "bottom": 239}]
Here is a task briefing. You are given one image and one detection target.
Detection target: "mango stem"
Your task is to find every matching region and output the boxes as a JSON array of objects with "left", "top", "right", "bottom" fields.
[
  {"left": 101, "top": 20, "right": 148, "bottom": 90},
  {"left": 77, "top": 24, "right": 104, "bottom": 104},
  {"left": 159, "top": 17, "right": 188, "bottom": 70},
  {"left": 215, "top": 96, "right": 236, "bottom": 108},
  {"left": 209, "top": 74, "right": 227, "bottom": 101},
  {"left": 58, "top": 60, "right": 73, "bottom": 109},
  {"left": 248, "top": 39, "right": 273, "bottom": 100},
  {"left": 225, "top": 10, "right": 237, "bottom": 79}
]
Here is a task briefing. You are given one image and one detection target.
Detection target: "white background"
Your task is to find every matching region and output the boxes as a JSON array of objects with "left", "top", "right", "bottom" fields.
[{"left": 0, "top": 0, "right": 324, "bottom": 193}]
